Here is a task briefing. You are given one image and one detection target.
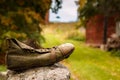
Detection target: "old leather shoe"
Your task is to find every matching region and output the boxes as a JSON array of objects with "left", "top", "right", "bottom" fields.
[{"left": 6, "top": 38, "right": 75, "bottom": 71}]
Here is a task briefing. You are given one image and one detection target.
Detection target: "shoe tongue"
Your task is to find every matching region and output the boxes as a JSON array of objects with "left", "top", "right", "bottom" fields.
[
  {"left": 14, "top": 39, "right": 34, "bottom": 49},
  {"left": 7, "top": 38, "right": 34, "bottom": 50},
  {"left": 7, "top": 39, "right": 21, "bottom": 50}
]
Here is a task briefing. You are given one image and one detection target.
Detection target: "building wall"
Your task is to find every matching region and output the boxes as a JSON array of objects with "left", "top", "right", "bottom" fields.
[{"left": 86, "top": 14, "right": 116, "bottom": 46}]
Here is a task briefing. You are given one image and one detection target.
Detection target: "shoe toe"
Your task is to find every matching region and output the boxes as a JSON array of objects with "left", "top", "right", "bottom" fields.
[{"left": 58, "top": 43, "right": 75, "bottom": 58}]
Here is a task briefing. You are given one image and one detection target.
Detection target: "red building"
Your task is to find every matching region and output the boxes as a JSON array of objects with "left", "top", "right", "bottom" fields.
[{"left": 86, "top": 14, "right": 120, "bottom": 47}]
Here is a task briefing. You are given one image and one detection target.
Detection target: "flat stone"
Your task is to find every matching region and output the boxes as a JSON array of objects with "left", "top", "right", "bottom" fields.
[
  {"left": 7, "top": 63, "right": 70, "bottom": 80},
  {"left": 0, "top": 71, "right": 7, "bottom": 80}
]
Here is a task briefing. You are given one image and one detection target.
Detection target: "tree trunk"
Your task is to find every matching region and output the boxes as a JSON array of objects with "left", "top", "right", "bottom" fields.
[{"left": 103, "top": 15, "right": 108, "bottom": 44}]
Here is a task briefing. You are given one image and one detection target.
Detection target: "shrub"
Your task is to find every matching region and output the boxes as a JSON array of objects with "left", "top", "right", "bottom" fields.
[{"left": 111, "top": 50, "right": 120, "bottom": 57}]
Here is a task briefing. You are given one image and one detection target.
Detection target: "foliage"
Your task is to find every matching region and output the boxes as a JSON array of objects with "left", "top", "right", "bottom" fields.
[
  {"left": 0, "top": 0, "right": 52, "bottom": 43},
  {"left": 51, "top": 0, "right": 62, "bottom": 14},
  {"left": 0, "top": 0, "right": 51, "bottom": 52},
  {"left": 0, "top": 0, "right": 63, "bottom": 54},
  {"left": 79, "top": 0, "right": 98, "bottom": 19},
  {"left": 78, "top": 0, "right": 120, "bottom": 26},
  {"left": 111, "top": 50, "right": 120, "bottom": 57}
]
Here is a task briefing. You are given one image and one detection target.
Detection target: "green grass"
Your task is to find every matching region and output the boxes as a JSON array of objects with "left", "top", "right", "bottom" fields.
[
  {"left": 0, "top": 65, "right": 6, "bottom": 72},
  {"left": 67, "top": 41, "right": 120, "bottom": 80},
  {"left": 41, "top": 23, "right": 120, "bottom": 80}
]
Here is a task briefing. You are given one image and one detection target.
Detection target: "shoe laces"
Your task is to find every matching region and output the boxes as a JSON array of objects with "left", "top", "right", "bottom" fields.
[{"left": 22, "top": 46, "right": 58, "bottom": 54}]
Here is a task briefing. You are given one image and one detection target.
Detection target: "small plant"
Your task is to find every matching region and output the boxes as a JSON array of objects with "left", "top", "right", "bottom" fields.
[
  {"left": 111, "top": 50, "right": 120, "bottom": 57},
  {"left": 66, "top": 30, "right": 85, "bottom": 41}
]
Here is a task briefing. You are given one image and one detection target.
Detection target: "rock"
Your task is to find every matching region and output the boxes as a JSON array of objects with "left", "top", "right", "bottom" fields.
[
  {"left": 106, "top": 34, "right": 120, "bottom": 51},
  {"left": 0, "top": 71, "right": 7, "bottom": 80},
  {"left": 7, "top": 63, "right": 70, "bottom": 80}
]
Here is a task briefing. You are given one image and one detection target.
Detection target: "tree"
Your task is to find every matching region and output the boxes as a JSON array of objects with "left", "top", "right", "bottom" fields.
[
  {"left": 78, "top": 0, "right": 120, "bottom": 44},
  {"left": 0, "top": 0, "right": 62, "bottom": 58},
  {"left": 79, "top": 0, "right": 120, "bottom": 20},
  {"left": 51, "top": 0, "right": 62, "bottom": 14}
]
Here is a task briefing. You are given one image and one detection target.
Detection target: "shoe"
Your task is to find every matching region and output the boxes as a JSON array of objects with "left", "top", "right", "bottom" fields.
[{"left": 6, "top": 38, "right": 74, "bottom": 71}]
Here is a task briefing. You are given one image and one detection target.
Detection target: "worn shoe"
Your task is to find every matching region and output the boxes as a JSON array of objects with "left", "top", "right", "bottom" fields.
[{"left": 6, "top": 38, "right": 74, "bottom": 71}]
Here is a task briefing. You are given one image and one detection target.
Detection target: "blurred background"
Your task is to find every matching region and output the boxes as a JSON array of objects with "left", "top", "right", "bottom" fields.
[{"left": 0, "top": 0, "right": 120, "bottom": 80}]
